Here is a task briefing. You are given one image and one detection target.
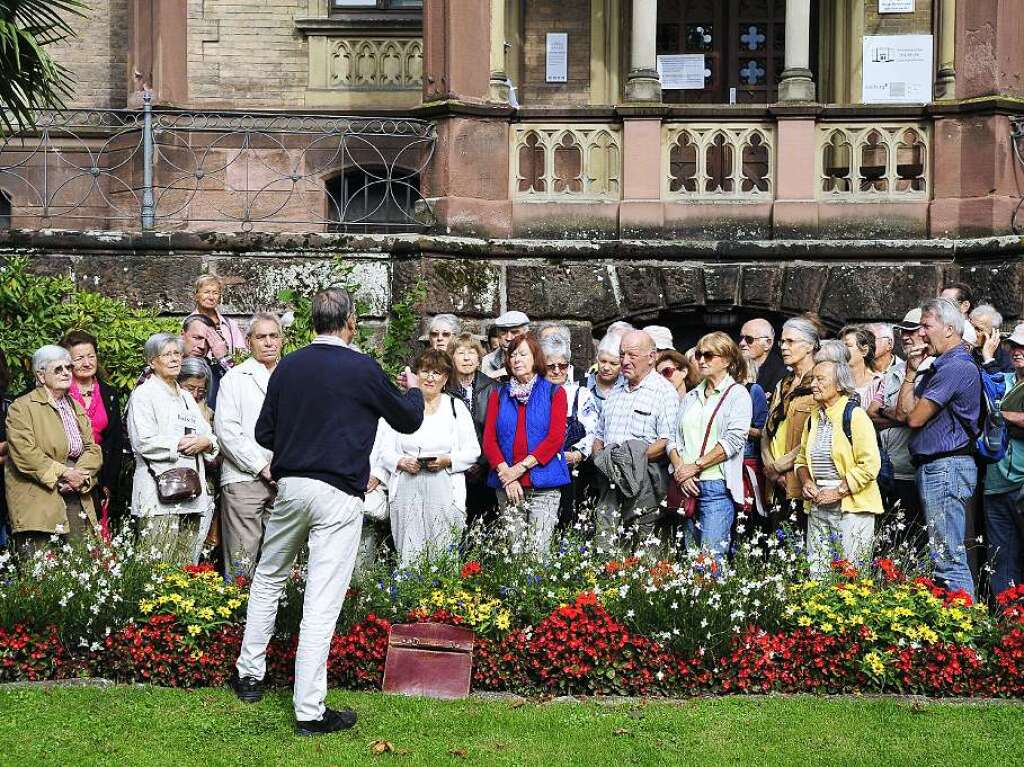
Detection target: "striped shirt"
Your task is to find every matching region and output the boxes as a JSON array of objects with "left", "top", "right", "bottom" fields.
[
  {"left": 54, "top": 395, "right": 84, "bottom": 459},
  {"left": 595, "top": 369, "right": 679, "bottom": 447},
  {"left": 809, "top": 413, "right": 840, "bottom": 483}
]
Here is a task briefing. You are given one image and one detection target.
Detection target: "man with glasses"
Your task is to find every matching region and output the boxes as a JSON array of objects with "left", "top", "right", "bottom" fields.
[
  {"left": 481, "top": 311, "right": 530, "bottom": 379},
  {"left": 738, "top": 318, "right": 786, "bottom": 398},
  {"left": 591, "top": 330, "right": 679, "bottom": 548}
]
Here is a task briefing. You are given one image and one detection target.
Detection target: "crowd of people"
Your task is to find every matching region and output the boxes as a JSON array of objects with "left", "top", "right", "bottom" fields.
[{"left": 2, "top": 278, "right": 1024, "bottom": 606}]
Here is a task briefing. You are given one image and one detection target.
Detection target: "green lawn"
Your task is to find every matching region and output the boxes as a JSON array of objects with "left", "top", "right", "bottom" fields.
[{"left": 0, "top": 686, "right": 1022, "bottom": 767}]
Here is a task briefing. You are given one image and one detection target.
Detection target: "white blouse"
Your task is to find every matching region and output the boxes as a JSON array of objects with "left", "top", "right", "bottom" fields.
[
  {"left": 127, "top": 375, "right": 219, "bottom": 517},
  {"left": 378, "top": 393, "right": 480, "bottom": 512}
]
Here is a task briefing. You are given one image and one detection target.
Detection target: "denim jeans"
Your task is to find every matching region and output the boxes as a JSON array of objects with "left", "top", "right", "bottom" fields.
[
  {"left": 915, "top": 455, "right": 977, "bottom": 598},
  {"left": 694, "top": 479, "right": 736, "bottom": 559},
  {"left": 985, "top": 489, "right": 1023, "bottom": 598}
]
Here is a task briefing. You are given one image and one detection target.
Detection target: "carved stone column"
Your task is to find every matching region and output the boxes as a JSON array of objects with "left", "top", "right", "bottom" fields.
[
  {"left": 935, "top": 0, "right": 956, "bottom": 99},
  {"left": 778, "top": 0, "right": 815, "bottom": 102},
  {"left": 624, "top": 0, "right": 660, "bottom": 102}
]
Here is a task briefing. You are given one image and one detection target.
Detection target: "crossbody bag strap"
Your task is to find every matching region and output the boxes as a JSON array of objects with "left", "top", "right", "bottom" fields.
[
  {"left": 144, "top": 394, "right": 202, "bottom": 476},
  {"left": 697, "top": 383, "right": 739, "bottom": 457}
]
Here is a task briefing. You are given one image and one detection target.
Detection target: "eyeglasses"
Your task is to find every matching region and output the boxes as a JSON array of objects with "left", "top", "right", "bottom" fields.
[
  {"left": 546, "top": 363, "right": 570, "bottom": 372},
  {"left": 739, "top": 335, "right": 770, "bottom": 345},
  {"left": 419, "top": 370, "right": 444, "bottom": 380},
  {"left": 658, "top": 365, "right": 678, "bottom": 379},
  {"left": 71, "top": 354, "right": 97, "bottom": 364},
  {"left": 159, "top": 350, "right": 183, "bottom": 360},
  {"left": 49, "top": 364, "right": 72, "bottom": 374}
]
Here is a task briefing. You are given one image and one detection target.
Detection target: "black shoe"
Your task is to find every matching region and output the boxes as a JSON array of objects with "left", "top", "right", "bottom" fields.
[
  {"left": 295, "top": 707, "right": 358, "bottom": 736},
  {"left": 228, "top": 670, "right": 264, "bottom": 703}
]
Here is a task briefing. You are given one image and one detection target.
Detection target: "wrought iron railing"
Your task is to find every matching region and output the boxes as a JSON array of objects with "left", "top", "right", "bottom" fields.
[{"left": 0, "top": 92, "right": 436, "bottom": 231}]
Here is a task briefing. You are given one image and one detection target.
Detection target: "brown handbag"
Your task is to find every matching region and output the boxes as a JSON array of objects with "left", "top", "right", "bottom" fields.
[
  {"left": 666, "top": 383, "right": 739, "bottom": 519},
  {"left": 142, "top": 394, "right": 204, "bottom": 504},
  {"left": 144, "top": 456, "right": 202, "bottom": 503}
]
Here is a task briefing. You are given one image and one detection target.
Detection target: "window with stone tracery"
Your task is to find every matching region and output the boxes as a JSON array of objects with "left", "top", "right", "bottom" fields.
[{"left": 656, "top": 0, "right": 817, "bottom": 104}]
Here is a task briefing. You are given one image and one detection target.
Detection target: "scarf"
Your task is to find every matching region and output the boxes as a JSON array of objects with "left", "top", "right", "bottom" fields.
[
  {"left": 509, "top": 375, "right": 537, "bottom": 405},
  {"left": 765, "top": 368, "right": 814, "bottom": 440}
]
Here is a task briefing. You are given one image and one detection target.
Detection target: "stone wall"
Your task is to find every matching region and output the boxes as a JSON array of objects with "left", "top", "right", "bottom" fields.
[
  {"left": 6, "top": 230, "right": 1024, "bottom": 369},
  {"left": 188, "top": 0, "right": 309, "bottom": 109},
  {"left": 49, "top": 0, "right": 130, "bottom": 109},
  {"left": 520, "top": 0, "right": 592, "bottom": 105}
]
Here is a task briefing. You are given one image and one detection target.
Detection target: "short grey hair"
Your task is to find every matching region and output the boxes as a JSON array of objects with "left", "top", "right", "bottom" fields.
[
  {"left": 247, "top": 311, "right": 282, "bottom": 337},
  {"left": 921, "top": 298, "right": 965, "bottom": 337},
  {"left": 537, "top": 322, "right": 572, "bottom": 348},
  {"left": 814, "top": 340, "right": 850, "bottom": 365},
  {"left": 814, "top": 359, "right": 857, "bottom": 397},
  {"left": 540, "top": 335, "right": 571, "bottom": 364},
  {"left": 781, "top": 317, "right": 821, "bottom": 350},
  {"left": 428, "top": 313, "right": 461, "bottom": 335},
  {"left": 867, "top": 322, "right": 895, "bottom": 344},
  {"left": 178, "top": 356, "right": 212, "bottom": 383},
  {"left": 194, "top": 274, "right": 223, "bottom": 294},
  {"left": 32, "top": 344, "right": 71, "bottom": 374},
  {"left": 144, "top": 332, "right": 184, "bottom": 363},
  {"left": 970, "top": 303, "right": 1003, "bottom": 330},
  {"left": 311, "top": 287, "right": 354, "bottom": 334}
]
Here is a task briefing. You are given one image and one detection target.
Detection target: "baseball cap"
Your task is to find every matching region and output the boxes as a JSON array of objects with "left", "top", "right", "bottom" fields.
[
  {"left": 493, "top": 310, "right": 530, "bottom": 329},
  {"left": 1007, "top": 323, "right": 1024, "bottom": 347},
  {"left": 643, "top": 325, "right": 674, "bottom": 351},
  {"left": 895, "top": 308, "right": 922, "bottom": 331}
]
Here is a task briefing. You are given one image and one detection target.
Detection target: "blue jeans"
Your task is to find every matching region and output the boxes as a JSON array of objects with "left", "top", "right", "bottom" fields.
[
  {"left": 694, "top": 479, "right": 736, "bottom": 559},
  {"left": 915, "top": 455, "right": 977, "bottom": 598},
  {"left": 985, "top": 489, "right": 1023, "bottom": 597}
]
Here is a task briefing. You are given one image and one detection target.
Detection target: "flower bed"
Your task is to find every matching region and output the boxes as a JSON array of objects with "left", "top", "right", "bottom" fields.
[{"left": 2, "top": 527, "right": 1024, "bottom": 697}]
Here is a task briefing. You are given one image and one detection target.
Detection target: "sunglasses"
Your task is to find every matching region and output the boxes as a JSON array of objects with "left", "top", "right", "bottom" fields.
[
  {"left": 49, "top": 364, "right": 73, "bottom": 374},
  {"left": 739, "top": 335, "right": 770, "bottom": 345},
  {"left": 694, "top": 351, "right": 719, "bottom": 362},
  {"left": 546, "top": 363, "right": 570, "bottom": 372},
  {"left": 658, "top": 365, "right": 678, "bottom": 379}
]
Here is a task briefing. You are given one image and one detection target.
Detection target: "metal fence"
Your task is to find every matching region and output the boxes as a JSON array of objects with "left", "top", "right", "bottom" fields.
[{"left": 0, "top": 92, "right": 437, "bottom": 231}]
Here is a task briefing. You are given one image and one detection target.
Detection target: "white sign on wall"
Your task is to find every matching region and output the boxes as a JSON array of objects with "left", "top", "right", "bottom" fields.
[
  {"left": 657, "top": 54, "right": 707, "bottom": 90},
  {"left": 862, "top": 34, "right": 933, "bottom": 103},
  {"left": 545, "top": 33, "right": 568, "bottom": 83},
  {"left": 878, "top": 0, "right": 914, "bottom": 13}
]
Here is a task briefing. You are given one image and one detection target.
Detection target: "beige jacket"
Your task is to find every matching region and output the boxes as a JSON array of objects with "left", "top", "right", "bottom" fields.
[{"left": 4, "top": 387, "right": 102, "bottom": 534}]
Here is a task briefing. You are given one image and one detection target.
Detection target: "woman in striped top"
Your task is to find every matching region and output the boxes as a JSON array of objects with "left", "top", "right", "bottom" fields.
[{"left": 795, "top": 354, "right": 884, "bottom": 577}]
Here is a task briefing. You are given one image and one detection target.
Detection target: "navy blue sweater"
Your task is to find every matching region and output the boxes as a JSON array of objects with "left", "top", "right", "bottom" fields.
[{"left": 255, "top": 342, "right": 423, "bottom": 497}]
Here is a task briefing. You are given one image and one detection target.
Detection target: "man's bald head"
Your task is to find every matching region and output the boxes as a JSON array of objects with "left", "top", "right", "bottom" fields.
[
  {"left": 739, "top": 318, "right": 776, "bottom": 363},
  {"left": 619, "top": 330, "right": 656, "bottom": 385}
]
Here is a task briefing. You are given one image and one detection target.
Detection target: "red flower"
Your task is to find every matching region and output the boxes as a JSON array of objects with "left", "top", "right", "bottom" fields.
[{"left": 460, "top": 561, "right": 482, "bottom": 579}]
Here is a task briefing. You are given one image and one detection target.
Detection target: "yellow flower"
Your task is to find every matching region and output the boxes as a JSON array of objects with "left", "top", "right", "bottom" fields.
[
  {"left": 820, "top": 622, "right": 834, "bottom": 633},
  {"left": 496, "top": 611, "right": 511, "bottom": 631},
  {"left": 217, "top": 606, "right": 231, "bottom": 618},
  {"left": 139, "top": 600, "right": 155, "bottom": 614},
  {"left": 187, "top": 624, "right": 201, "bottom": 636},
  {"left": 198, "top": 608, "right": 214, "bottom": 621},
  {"left": 227, "top": 599, "right": 241, "bottom": 610},
  {"left": 797, "top": 615, "right": 812, "bottom": 627},
  {"left": 864, "top": 652, "right": 885, "bottom": 676}
]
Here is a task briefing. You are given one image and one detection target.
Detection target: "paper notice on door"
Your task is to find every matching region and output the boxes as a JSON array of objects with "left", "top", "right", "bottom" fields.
[
  {"left": 657, "top": 54, "right": 707, "bottom": 90},
  {"left": 546, "top": 33, "right": 568, "bottom": 83},
  {"left": 878, "top": 0, "right": 914, "bottom": 12},
  {"left": 862, "top": 34, "right": 933, "bottom": 104}
]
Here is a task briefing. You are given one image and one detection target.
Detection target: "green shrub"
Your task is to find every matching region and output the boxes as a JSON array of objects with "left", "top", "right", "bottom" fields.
[{"left": 0, "top": 256, "right": 176, "bottom": 394}]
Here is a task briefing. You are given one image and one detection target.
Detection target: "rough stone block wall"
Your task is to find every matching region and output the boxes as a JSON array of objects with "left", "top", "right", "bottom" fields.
[
  {"left": 188, "top": 0, "right": 309, "bottom": 109},
  {"left": 520, "top": 0, "right": 591, "bottom": 105},
  {"left": 863, "top": 0, "right": 932, "bottom": 35},
  {"left": 48, "top": 0, "right": 130, "bottom": 109}
]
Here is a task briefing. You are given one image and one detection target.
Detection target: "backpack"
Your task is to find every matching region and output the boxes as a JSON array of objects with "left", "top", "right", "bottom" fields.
[
  {"left": 563, "top": 386, "right": 587, "bottom": 451},
  {"left": 964, "top": 368, "right": 1009, "bottom": 464}
]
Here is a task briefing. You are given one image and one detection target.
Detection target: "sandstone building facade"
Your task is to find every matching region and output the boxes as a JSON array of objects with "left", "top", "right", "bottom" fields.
[{"left": 3, "top": 0, "right": 1024, "bottom": 359}]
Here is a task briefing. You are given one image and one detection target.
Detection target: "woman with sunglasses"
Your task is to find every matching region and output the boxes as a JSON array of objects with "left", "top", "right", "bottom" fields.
[
  {"left": 4, "top": 345, "right": 103, "bottom": 558},
  {"left": 542, "top": 335, "right": 599, "bottom": 528},
  {"left": 656, "top": 349, "right": 688, "bottom": 399},
  {"left": 668, "top": 333, "right": 752, "bottom": 559}
]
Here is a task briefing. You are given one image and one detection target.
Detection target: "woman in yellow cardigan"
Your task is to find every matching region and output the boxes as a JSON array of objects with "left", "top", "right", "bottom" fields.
[{"left": 795, "top": 356, "right": 882, "bottom": 576}]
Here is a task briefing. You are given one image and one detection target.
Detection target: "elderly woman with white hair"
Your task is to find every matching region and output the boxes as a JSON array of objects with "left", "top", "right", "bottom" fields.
[
  {"left": 586, "top": 329, "right": 627, "bottom": 415},
  {"left": 970, "top": 302, "right": 1013, "bottom": 373},
  {"left": 4, "top": 345, "right": 103, "bottom": 557},
  {"left": 795, "top": 352, "right": 883, "bottom": 575},
  {"left": 128, "top": 332, "right": 219, "bottom": 564},
  {"left": 762, "top": 317, "right": 820, "bottom": 516},
  {"left": 424, "top": 313, "right": 462, "bottom": 353}
]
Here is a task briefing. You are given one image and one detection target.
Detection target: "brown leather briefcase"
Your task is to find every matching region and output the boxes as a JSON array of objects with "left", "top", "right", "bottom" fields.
[{"left": 382, "top": 622, "right": 475, "bottom": 700}]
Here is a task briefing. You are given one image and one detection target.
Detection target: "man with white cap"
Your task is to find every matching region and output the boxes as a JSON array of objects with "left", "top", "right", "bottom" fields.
[
  {"left": 869, "top": 309, "right": 927, "bottom": 550},
  {"left": 642, "top": 325, "right": 674, "bottom": 352},
  {"left": 481, "top": 311, "right": 530, "bottom": 379}
]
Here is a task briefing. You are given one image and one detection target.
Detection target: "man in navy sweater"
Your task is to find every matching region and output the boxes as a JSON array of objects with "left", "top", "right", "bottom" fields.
[{"left": 231, "top": 287, "right": 423, "bottom": 736}]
